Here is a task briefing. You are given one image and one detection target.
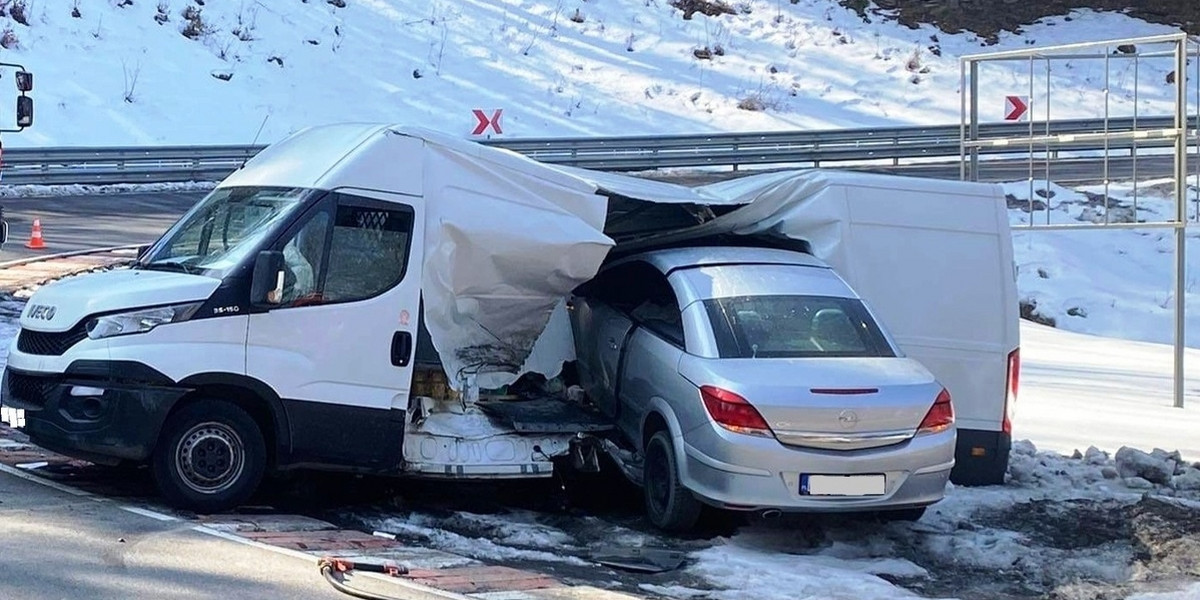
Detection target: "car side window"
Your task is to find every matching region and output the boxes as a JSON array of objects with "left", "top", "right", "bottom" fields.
[{"left": 579, "top": 262, "right": 685, "bottom": 347}]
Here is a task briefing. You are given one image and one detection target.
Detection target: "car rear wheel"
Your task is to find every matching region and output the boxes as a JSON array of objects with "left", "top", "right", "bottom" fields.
[
  {"left": 643, "top": 430, "right": 702, "bottom": 532},
  {"left": 152, "top": 399, "right": 266, "bottom": 513}
]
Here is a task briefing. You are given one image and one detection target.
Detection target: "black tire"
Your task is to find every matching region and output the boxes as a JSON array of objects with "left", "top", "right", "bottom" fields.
[
  {"left": 152, "top": 399, "right": 266, "bottom": 513},
  {"left": 643, "top": 430, "right": 702, "bottom": 532}
]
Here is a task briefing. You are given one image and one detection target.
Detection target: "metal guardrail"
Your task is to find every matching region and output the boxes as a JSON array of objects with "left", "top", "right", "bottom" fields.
[{"left": 0, "top": 116, "right": 1181, "bottom": 185}]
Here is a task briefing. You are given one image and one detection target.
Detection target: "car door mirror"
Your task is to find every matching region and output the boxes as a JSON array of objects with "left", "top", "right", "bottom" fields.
[{"left": 251, "top": 250, "right": 285, "bottom": 306}]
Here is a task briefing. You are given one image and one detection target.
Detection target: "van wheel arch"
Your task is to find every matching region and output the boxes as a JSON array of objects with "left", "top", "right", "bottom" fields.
[{"left": 170, "top": 376, "right": 291, "bottom": 469}]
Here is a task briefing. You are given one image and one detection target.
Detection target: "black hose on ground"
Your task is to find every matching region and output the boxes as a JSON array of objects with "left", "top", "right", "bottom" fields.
[{"left": 318, "top": 557, "right": 410, "bottom": 600}]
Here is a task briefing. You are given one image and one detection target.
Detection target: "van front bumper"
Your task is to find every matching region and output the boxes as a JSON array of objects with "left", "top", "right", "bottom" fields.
[{"left": 1, "top": 362, "right": 188, "bottom": 465}]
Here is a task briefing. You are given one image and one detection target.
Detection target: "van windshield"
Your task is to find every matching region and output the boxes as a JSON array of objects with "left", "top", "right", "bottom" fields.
[
  {"left": 703, "top": 295, "right": 896, "bottom": 359},
  {"left": 138, "top": 186, "right": 317, "bottom": 278}
]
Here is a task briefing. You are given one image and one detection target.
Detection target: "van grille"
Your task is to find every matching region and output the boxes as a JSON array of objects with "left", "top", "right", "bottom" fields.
[
  {"left": 4, "top": 371, "right": 54, "bottom": 409},
  {"left": 17, "top": 326, "right": 88, "bottom": 356}
]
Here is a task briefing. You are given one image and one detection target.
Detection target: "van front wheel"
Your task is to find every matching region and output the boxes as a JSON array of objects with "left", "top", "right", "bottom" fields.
[{"left": 152, "top": 399, "right": 266, "bottom": 513}]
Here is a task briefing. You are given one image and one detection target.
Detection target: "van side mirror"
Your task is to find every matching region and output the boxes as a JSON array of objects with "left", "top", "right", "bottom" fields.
[
  {"left": 15, "top": 71, "right": 31, "bottom": 92},
  {"left": 16, "top": 95, "right": 32, "bottom": 128},
  {"left": 251, "top": 251, "right": 285, "bottom": 306}
]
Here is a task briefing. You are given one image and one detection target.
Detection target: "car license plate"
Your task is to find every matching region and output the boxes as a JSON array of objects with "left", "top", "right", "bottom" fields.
[{"left": 801, "top": 474, "right": 886, "bottom": 496}]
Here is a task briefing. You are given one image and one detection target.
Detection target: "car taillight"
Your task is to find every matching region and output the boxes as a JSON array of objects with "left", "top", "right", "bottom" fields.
[
  {"left": 918, "top": 388, "right": 954, "bottom": 434},
  {"left": 699, "top": 386, "right": 772, "bottom": 437},
  {"left": 1003, "top": 348, "right": 1020, "bottom": 434}
]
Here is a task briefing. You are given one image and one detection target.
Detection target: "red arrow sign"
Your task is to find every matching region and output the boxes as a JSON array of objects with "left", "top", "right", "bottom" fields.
[
  {"left": 1004, "top": 96, "right": 1028, "bottom": 121},
  {"left": 471, "top": 109, "right": 503, "bottom": 136}
]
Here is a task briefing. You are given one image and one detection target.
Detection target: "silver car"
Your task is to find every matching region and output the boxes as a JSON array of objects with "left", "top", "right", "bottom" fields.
[{"left": 569, "top": 246, "right": 955, "bottom": 531}]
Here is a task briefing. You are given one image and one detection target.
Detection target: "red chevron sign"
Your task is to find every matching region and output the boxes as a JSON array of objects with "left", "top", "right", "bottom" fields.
[
  {"left": 1004, "top": 96, "right": 1029, "bottom": 121},
  {"left": 471, "top": 109, "right": 503, "bottom": 136}
]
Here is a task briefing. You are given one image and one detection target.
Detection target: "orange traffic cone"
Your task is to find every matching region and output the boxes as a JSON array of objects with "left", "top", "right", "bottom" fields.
[{"left": 25, "top": 219, "right": 45, "bottom": 250}]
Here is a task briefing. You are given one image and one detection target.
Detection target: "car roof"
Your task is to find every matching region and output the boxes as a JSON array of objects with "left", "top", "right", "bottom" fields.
[{"left": 613, "top": 246, "right": 829, "bottom": 274}]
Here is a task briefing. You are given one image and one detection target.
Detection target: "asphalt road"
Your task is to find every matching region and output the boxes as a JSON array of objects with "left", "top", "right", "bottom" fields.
[
  {"left": 0, "top": 192, "right": 204, "bottom": 263},
  {"left": 0, "top": 467, "right": 399, "bottom": 600}
]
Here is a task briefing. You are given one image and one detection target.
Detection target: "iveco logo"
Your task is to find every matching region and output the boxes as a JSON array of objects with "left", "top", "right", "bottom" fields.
[
  {"left": 837, "top": 410, "right": 859, "bottom": 429},
  {"left": 27, "top": 304, "right": 56, "bottom": 321}
]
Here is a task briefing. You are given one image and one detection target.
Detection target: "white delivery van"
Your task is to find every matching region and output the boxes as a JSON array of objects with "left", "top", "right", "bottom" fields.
[{"left": 0, "top": 124, "right": 1018, "bottom": 513}]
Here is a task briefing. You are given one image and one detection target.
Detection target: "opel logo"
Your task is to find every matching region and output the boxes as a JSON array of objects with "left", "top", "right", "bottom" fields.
[
  {"left": 837, "top": 410, "right": 859, "bottom": 429},
  {"left": 27, "top": 304, "right": 56, "bottom": 321}
]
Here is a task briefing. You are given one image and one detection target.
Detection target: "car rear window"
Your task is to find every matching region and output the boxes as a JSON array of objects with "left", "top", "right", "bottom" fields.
[{"left": 703, "top": 295, "right": 896, "bottom": 359}]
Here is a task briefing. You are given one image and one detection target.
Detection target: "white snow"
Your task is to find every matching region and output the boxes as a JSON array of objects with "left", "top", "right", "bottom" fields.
[
  {"left": 682, "top": 542, "right": 926, "bottom": 600},
  {"left": 371, "top": 510, "right": 592, "bottom": 566},
  {"left": 0, "top": 2, "right": 1184, "bottom": 148},
  {"left": 1015, "top": 320, "right": 1200, "bottom": 462},
  {"left": 0, "top": 182, "right": 216, "bottom": 198},
  {"left": 1128, "top": 583, "right": 1200, "bottom": 600}
]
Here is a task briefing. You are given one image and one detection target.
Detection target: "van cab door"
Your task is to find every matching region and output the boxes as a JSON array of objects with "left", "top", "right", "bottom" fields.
[{"left": 246, "top": 188, "right": 424, "bottom": 471}]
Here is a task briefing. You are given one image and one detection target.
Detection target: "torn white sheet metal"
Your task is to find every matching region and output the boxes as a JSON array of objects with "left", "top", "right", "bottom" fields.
[
  {"left": 547, "top": 164, "right": 736, "bottom": 205},
  {"left": 412, "top": 129, "right": 615, "bottom": 390}
]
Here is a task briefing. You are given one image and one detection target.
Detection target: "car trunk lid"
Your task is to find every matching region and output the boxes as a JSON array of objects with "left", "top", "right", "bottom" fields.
[{"left": 679, "top": 356, "right": 943, "bottom": 451}]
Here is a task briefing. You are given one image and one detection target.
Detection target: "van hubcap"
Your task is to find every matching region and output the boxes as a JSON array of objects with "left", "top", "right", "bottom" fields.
[{"left": 176, "top": 422, "right": 244, "bottom": 495}]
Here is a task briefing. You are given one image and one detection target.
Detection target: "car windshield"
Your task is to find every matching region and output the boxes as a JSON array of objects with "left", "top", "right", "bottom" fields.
[
  {"left": 703, "top": 295, "right": 896, "bottom": 359},
  {"left": 138, "top": 186, "right": 316, "bottom": 277}
]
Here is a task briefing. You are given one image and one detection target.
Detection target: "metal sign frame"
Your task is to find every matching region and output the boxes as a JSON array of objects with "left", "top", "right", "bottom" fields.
[{"left": 960, "top": 33, "right": 1200, "bottom": 408}]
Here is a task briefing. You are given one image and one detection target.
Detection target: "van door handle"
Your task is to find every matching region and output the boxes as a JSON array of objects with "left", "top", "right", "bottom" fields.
[
  {"left": 608, "top": 337, "right": 618, "bottom": 350},
  {"left": 391, "top": 331, "right": 412, "bottom": 367}
]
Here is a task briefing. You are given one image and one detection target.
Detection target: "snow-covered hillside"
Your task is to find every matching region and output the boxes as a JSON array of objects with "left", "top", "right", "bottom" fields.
[
  {"left": 0, "top": 0, "right": 1185, "bottom": 147},
  {"left": 1008, "top": 178, "right": 1200, "bottom": 348}
]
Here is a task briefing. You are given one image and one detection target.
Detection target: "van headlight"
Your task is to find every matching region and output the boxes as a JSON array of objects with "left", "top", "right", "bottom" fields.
[{"left": 86, "top": 302, "right": 203, "bottom": 340}]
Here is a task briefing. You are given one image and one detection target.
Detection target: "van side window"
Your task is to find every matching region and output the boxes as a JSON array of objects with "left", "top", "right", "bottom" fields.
[
  {"left": 322, "top": 197, "right": 415, "bottom": 303},
  {"left": 273, "top": 194, "right": 414, "bottom": 308},
  {"left": 279, "top": 208, "right": 332, "bottom": 306},
  {"left": 579, "top": 262, "right": 685, "bottom": 347}
]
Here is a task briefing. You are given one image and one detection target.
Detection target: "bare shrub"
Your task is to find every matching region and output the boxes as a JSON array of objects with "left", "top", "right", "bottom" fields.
[
  {"left": 180, "top": 6, "right": 213, "bottom": 39},
  {"left": 10, "top": 0, "right": 28, "bottom": 26},
  {"left": 905, "top": 46, "right": 922, "bottom": 72},
  {"left": 155, "top": 2, "right": 170, "bottom": 24},
  {"left": 737, "top": 94, "right": 767, "bottom": 111},
  {"left": 72, "top": 1, "right": 82, "bottom": 18},
  {"left": 671, "top": 0, "right": 735, "bottom": 20},
  {"left": 122, "top": 61, "right": 141, "bottom": 103},
  {"left": 0, "top": 28, "right": 17, "bottom": 49}
]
